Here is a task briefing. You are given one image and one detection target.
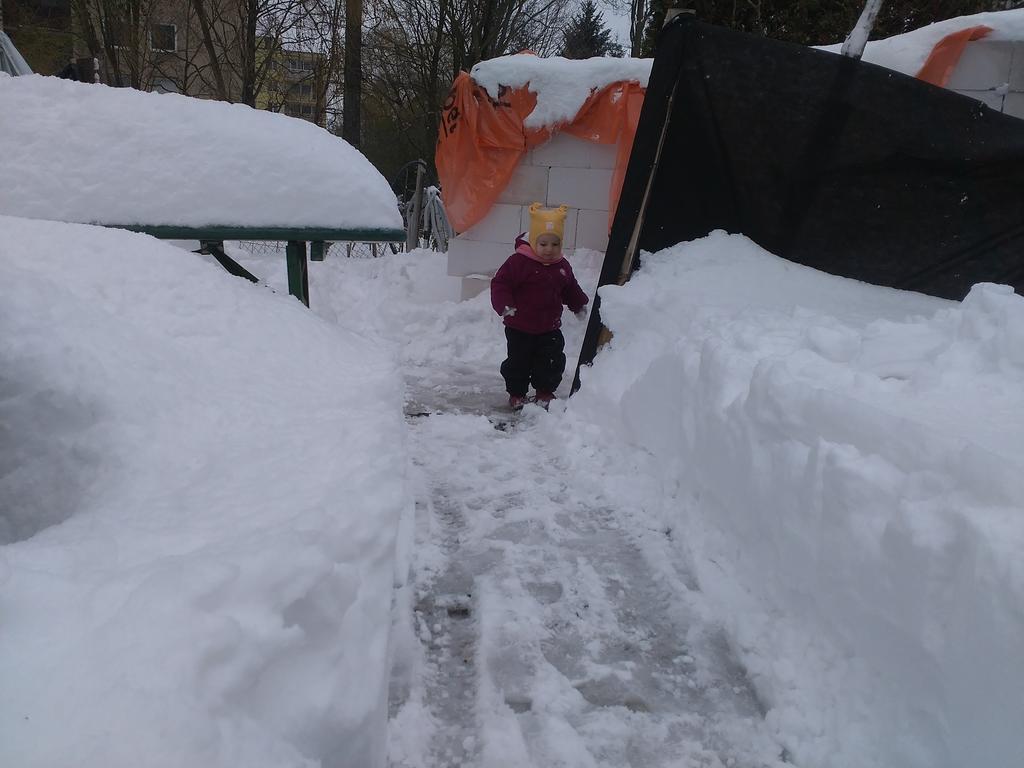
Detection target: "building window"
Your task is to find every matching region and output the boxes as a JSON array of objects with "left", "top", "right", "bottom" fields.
[
  {"left": 150, "top": 24, "right": 176, "bottom": 53},
  {"left": 299, "top": 83, "right": 313, "bottom": 97},
  {"left": 301, "top": 104, "right": 313, "bottom": 117},
  {"left": 286, "top": 56, "right": 312, "bottom": 73}
]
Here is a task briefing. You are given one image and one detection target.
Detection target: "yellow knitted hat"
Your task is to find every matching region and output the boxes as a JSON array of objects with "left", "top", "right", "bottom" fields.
[{"left": 528, "top": 203, "right": 568, "bottom": 250}]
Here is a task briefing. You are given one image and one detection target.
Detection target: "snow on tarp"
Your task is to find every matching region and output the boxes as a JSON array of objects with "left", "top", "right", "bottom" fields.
[
  {"left": 820, "top": 8, "right": 1024, "bottom": 75},
  {"left": 0, "top": 74, "right": 403, "bottom": 231},
  {"left": 0, "top": 215, "right": 410, "bottom": 768},
  {"left": 470, "top": 54, "right": 652, "bottom": 130},
  {"left": 569, "top": 232, "right": 1024, "bottom": 768}
]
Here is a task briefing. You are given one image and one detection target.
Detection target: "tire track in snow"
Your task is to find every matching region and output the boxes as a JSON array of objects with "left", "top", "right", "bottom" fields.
[
  {"left": 389, "top": 391, "right": 790, "bottom": 768},
  {"left": 388, "top": 464, "right": 483, "bottom": 767}
]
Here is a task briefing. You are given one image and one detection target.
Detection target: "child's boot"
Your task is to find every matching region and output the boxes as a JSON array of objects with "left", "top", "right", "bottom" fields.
[
  {"left": 509, "top": 394, "right": 528, "bottom": 411},
  {"left": 534, "top": 391, "right": 556, "bottom": 410}
]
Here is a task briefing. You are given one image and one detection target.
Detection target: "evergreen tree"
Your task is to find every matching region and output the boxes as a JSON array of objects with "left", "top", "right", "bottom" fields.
[{"left": 562, "top": 0, "right": 626, "bottom": 59}]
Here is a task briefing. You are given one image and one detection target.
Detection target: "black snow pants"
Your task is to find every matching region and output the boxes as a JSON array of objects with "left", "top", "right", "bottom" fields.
[{"left": 500, "top": 327, "right": 566, "bottom": 396}]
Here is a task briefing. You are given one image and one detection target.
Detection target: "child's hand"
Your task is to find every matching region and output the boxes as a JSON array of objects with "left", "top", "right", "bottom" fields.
[{"left": 501, "top": 306, "right": 517, "bottom": 318}]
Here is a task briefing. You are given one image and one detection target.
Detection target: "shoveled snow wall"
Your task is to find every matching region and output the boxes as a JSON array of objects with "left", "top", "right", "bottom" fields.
[
  {"left": 571, "top": 232, "right": 1024, "bottom": 768},
  {"left": 0, "top": 215, "right": 410, "bottom": 768}
]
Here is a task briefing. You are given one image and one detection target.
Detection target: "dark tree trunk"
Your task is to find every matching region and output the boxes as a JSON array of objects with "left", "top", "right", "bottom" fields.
[
  {"left": 342, "top": 0, "right": 362, "bottom": 147},
  {"left": 241, "top": 0, "right": 257, "bottom": 106}
]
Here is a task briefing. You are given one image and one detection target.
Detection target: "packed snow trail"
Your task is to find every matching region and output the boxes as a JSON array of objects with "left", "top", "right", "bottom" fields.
[
  {"left": 388, "top": 377, "right": 790, "bottom": 768},
  {"left": 225, "top": 243, "right": 791, "bottom": 765}
]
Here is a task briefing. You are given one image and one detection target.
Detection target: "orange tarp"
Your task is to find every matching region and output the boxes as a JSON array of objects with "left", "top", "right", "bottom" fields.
[
  {"left": 436, "top": 70, "right": 645, "bottom": 234},
  {"left": 916, "top": 25, "right": 993, "bottom": 87}
]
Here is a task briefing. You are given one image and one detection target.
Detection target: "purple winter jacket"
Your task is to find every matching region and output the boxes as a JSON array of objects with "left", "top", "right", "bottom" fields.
[{"left": 490, "top": 236, "right": 589, "bottom": 334}]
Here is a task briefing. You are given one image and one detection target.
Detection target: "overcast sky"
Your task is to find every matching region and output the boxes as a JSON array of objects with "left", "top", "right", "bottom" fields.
[{"left": 596, "top": 0, "right": 633, "bottom": 53}]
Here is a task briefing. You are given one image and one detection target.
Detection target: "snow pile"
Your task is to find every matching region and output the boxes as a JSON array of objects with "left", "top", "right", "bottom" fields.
[
  {"left": 0, "top": 74, "right": 402, "bottom": 231},
  {"left": 569, "top": 232, "right": 1024, "bottom": 768},
  {"left": 0, "top": 216, "right": 410, "bottom": 768},
  {"left": 820, "top": 8, "right": 1024, "bottom": 75},
  {"left": 470, "top": 54, "right": 651, "bottom": 129}
]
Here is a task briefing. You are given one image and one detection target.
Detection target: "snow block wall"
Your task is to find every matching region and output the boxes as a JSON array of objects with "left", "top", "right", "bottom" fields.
[
  {"left": 571, "top": 232, "right": 1024, "bottom": 768},
  {"left": 945, "top": 40, "right": 1024, "bottom": 116},
  {"left": 447, "top": 133, "right": 614, "bottom": 300}
]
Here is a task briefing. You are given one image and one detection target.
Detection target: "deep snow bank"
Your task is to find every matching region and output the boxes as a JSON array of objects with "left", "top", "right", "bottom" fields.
[
  {"left": 570, "top": 232, "right": 1024, "bottom": 768},
  {"left": 0, "top": 216, "right": 409, "bottom": 767}
]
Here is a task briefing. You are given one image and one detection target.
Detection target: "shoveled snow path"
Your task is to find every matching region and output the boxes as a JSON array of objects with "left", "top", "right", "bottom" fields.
[{"left": 387, "top": 378, "right": 790, "bottom": 768}]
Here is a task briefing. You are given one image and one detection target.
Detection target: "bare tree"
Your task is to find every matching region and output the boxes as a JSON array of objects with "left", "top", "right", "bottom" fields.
[
  {"left": 628, "top": 0, "right": 650, "bottom": 56},
  {"left": 356, "top": 0, "right": 570, "bottom": 180},
  {"left": 312, "top": 0, "right": 345, "bottom": 125},
  {"left": 71, "top": 0, "right": 162, "bottom": 88},
  {"left": 187, "top": 0, "right": 234, "bottom": 97},
  {"left": 446, "top": 0, "right": 567, "bottom": 78},
  {"left": 181, "top": 0, "right": 309, "bottom": 103},
  {"left": 362, "top": 0, "right": 450, "bottom": 163}
]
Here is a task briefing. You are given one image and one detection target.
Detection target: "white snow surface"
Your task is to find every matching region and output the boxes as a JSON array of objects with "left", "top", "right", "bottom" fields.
[
  {"left": 0, "top": 74, "right": 402, "bottom": 230},
  {"left": 0, "top": 216, "right": 409, "bottom": 767},
  {"left": 5, "top": 219, "right": 1023, "bottom": 768},
  {"left": 571, "top": 232, "right": 1024, "bottom": 768},
  {"left": 821, "top": 8, "right": 1024, "bottom": 75},
  {"left": 470, "top": 55, "right": 651, "bottom": 129}
]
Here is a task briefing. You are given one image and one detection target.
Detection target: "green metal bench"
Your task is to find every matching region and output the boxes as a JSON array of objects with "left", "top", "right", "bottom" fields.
[{"left": 117, "top": 225, "right": 405, "bottom": 307}]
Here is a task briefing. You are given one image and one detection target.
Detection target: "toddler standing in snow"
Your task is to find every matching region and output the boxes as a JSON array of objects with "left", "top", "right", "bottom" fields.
[{"left": 490, "top": 203, "right": 589, "bottom": 410}]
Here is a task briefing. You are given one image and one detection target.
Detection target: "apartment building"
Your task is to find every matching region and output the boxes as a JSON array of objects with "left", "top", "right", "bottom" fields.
[{"left": 2, "top": 0, "right": 327, "bottom": 126}]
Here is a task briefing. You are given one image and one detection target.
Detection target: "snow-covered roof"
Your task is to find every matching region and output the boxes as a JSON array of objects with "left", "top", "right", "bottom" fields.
[
  {"left": 470, "top": 54, "right": 652, "bottom": 130},
  {"left": 0, "top": 74, "right": 403, "bottom": 232},
  {"left": 821, "top": 8, "right": 1024, "bottom": 76}
]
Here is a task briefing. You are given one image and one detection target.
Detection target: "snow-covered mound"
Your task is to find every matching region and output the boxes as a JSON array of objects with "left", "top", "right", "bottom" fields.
[
  {"left": 570, "top": 232, "right": 1024, "bottom": 768},
  {"left": 821, "top": 8, "right": 1024, "bottom": 75},
  {"left": 0, "top": 74, "right": 402, "bottom": 231},
  {"left": 0, "top": 216, "right": 410, "bottom": 767},
  {"left": 470, "top": 54, "right": 652, "bottom": 129}
]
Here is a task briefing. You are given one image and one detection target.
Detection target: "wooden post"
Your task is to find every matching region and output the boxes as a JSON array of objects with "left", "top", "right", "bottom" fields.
[{"left": 286, "top": 240, "right": 310, "bottom": 306}]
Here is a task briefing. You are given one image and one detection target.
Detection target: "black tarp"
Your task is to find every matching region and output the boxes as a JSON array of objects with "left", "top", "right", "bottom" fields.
[{"left": 575, "top": 13, "right": 1024, "bottom": 387}]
